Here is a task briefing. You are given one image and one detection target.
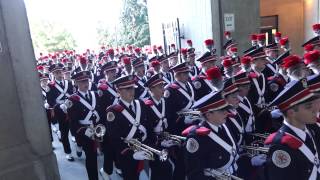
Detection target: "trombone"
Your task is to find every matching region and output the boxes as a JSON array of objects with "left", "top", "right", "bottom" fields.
[
  {"left": 204, "top": 168, "right": 244, "bottom": 180},
  {"left": 123, "top": 138, "right": 168, "bottom": 161},
  {"left": 157, "top": 131, "right": 187, "bottom": 146}
]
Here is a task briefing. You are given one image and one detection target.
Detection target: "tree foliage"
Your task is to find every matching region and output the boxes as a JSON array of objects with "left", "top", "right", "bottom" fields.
[
  {"left": 97, "top": 0, "right": 151, "bottom": 47},
  {"left": 29, "top": 21, "right": 77, "bottom": 53}
]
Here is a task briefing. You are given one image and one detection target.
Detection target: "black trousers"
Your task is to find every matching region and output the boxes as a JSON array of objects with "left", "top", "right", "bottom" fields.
[
  {"left": 79, "top": 135, "right": 98, "bottom": 180},
  {"left": 101, "top": 136, "right": 114, "bottom": 175},
  {"left": 150, "top": 158, "right": 173, "bottom": 180},
  {"left": 54, "top": 106, "right": 71, "bottom": 154},
  {"left": 172, "top": 147, "right": 186, "bottom": 180},
  {"left": 118, "top": 154, "right": 140, "bottom": 180}
]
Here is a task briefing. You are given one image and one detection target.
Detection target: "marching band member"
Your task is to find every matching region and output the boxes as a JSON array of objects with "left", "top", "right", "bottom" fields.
[
  {"left": 105, "top": 75, "right": 154, "bottom": 180},
  {"left": 183, "top": 92, "right": 240, "bottom": 180},
  {"left": 46, "top": 63, "right": 75, "bottom": 161},
  {"left": 144, "top": 73, "right": 174, "bottom": 180},
  {"left": 265, "top": 79, "right": 320, "bottom": 180},
  {"left": 67, "top": 71, "right": 105, "bottom": 180}
]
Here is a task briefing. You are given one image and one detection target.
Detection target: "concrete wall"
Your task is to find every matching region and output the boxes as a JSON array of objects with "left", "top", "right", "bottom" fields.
[
  {"left": 260, "top": 0, "right": 304, "bottom": 54},
  {"left": 304, "top": 0, "right": 320, "bottom": 41},
  {"left": 0, "top": 0, "right": 60, "bottom": 179},
  {"left": 148, "top": 0, "right": 213, "bottom": 54},
  {"left": 148, "top": 0, "right": 260, "bottom": 56},
  {"left": 218, "top": 0, "right": 260, "bottom": 55}
]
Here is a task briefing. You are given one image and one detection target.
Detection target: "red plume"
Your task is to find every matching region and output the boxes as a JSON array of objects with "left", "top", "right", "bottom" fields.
[
  {"left": 204, "top": 39, "right": 214, "bottom": 46},
  {"left": 206, "top": 66, "right": 222, "bottom": 80}
]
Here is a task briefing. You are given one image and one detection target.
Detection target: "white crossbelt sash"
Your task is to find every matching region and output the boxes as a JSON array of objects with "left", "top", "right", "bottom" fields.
[
  {"left": 239, "top": 97, "right": 255, "bottom": 132},
  {"left": 150, "top": 98, "right": 168, "bottom": 133},
  {"left": 207, "top": 124, "right": 238, "bottom": 174},
  {"left": 285, "top": 133, "right": 320, "bottom": 180},
  {"left": 137, "top": 80, "right": 148, "bottom": 99},
  {"left": 252, "top": 74, "right": 265, "bottom": 106},
  {"left": 204, "top": 79, "right": 219, "bottom": 92},
  {"left": 78, "top": 92, "right": 100, "bottom": 125},
  {"left": 177, "top": 83, "right": 194, "bottom": 111},
  {"left": 122, "top": 100, "right": 147, "bottom": 141},
  {"left": 55, "top": 80, "right": 70, "bottom": 104}
]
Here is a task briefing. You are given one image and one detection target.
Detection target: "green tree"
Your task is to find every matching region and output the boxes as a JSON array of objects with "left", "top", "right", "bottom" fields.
[
  {"left": 29, "top": 21, "right": 77, "bottom": 53},
  {"left": 96, "top": 21, "right": 118, "bottom": 47},
  {"left": 118, "top": 0, "right": 150, "bottom": 47}
]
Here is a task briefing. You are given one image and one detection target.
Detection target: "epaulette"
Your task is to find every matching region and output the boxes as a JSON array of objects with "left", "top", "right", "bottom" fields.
[
  {"left": 98, "top": 84, "right": 108, "bottom": 91},
  {"left": 109, "top": 104, "right": 124, "bottom": 112},
  {"left": 265, "top": 132, "right": 302, "bottom": 150},
  {"left": 181, "top": 125, "right": 210, "bottom": 136},
  {"left": 144, "top": 99, "right": 154, "bottom": 106},
  {"left": 248, "top": 72, "right": 258, "bottom": 79},
  {"left": 227, "top": 112, "right": 236, "bottom": 118},
  {"left": 48, "top": 81, "right": 55, "bottom": 86},
  {"left": 69, "top": 94, "right": 80, "bottom": 101},
  {"left": 169, "top": 83, "right": 180, "bottom": 89}
]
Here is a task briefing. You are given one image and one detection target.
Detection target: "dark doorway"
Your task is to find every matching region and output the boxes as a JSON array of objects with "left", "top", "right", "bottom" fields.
[{"left": 260, "top": 15, "right": 279, "bottom": 45}]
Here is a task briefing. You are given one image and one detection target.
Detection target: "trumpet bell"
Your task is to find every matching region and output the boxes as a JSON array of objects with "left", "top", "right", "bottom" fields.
[{"left": 94, "top": 124, "right": 106, "bottom": 138}]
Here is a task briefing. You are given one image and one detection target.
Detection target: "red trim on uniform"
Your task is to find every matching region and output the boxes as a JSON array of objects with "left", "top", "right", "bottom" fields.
[
  {"left": 281, "top": 133, "right": 303, "bottom": 149},
  {"left": 223, "top": 85, "right": 238, "bottom": 96},
  {"left": 199, "top": 99, "right": 228, "bottom": 113},
  {"left": 117, "top": 80, "right": 136, "bottom": 88},
  {"left": 173, "top": 66, "right": 190, "bottom": 73},
  {"left": 264, "top": 132, "right": 277, "bottom": 145},
  {"left": 181, "top": 125, "right": 197, "bottom": 136},
  {"left": 149, "top": 79, "right": 165, "bottom": 87},
  {"left": 235, "top": 77, "right": 250, "bottom": 85},
  {"left": 309, "top": 82, "right": 320, "bottom": 92},
  {"left": 278, "top": 89, "right": 312, "bottom": 111},
  {"left": 195, "top": 127, "right": 211, "bottom": 136}
]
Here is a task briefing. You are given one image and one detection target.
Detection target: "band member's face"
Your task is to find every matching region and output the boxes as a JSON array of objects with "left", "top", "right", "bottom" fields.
[
  {"left": 134, "top": 65, "right": 145, "bottom": 77},
  {"left": 124, "top": 64, "right": 132, "bottom": 72},
  {"left": 289, "top": 99, "right": 319, "bottom": 124},
  {"left": 40, "top": 79, "right": 49, "bottom": 87},
  {"left": 175, "top": 72, "right": 189, "bottom": 83},
  {"left": 161, "top": 60, "right": 170, "bottom": 71},
  {"left": 202, "top": 61, "right": 216, "bottom": 71},
  {"left": 288, "top": 64, "right": 309, "bottom": 80},
  {"left": 266, "top": 50, "right": 279, "bottom": 59},
  {"left": 309, "top": 62, "right": 320, "bottom": 74},
  {"left": 105, "top": 69, "right": 117, "bottom": 81},
  {"left": 251, "top": 58, "right": 266, "bottom": 72},
  {"left": 118, "top": 87, "right": 135, "bottom": 102},
  {"left": 53, "top": 70, "right": 64, "bottom": 80},
  {"left": 153, "top": 65, "right": 161, "bottom": 72},
  {"left": 77, "top": 79, "right": 89, "bottom": 92},
  {"left": 238, "top": 84, "right": 250, "bottom": 97},
  {"left": 150, "top": 83, "right": 165, "bottom": 98},
  {"left": 205, "top": 109, "right": 228, "bottom": 125},
  {"left": 225, "top": 92, "right": 240, "bottom": 107},
  {"left": 64, "top": 72, "right": 71, "bottom": 80},
  {"left": 170, "top": 57, "right": 178, "bottom": 67},
  {"left": 187, "top": 56, "right": 195, "bottom": 64}
]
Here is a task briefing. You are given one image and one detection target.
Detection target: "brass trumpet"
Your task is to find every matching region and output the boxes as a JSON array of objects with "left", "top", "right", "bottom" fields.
[
  {"left": 204, "top": 168, "right": 244, "bottom": 180},
  {"left": 123, "top": 138, "right": 168, "bottom": 161},
  {"left": 158, "top": 132, "right": 187, "bottom": 146}
]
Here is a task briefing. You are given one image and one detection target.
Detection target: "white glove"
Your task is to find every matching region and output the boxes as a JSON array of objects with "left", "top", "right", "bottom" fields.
[
  {"left": 59, "top": 104, "right": 68, "bottom": 114},
  {"left": 161, "top": 139, "right": 176, "bottom": 148},
  {"left": 251, "top": 154, "right": 267, "bottom": 166},
  {"left": 85, "top": 128, "right": 94, "bottom": 138},
  {"left": 271, "top": 109, "right": 283, "bottom": 119},
  {"left": 44, "top": 102, "right": 50, "bottom": 109},
  {"left": 184, "top": 115, "right": 194, "bottom": 124},
  {"left": 133, "top": 150, "right": 152, "bottom": 160}
]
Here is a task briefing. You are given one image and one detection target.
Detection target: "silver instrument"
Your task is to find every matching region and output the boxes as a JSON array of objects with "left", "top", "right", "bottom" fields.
[
  {"left": 123, "top": 138, "right": 168, "bottom": 161},
  {"left": 240, "top": 145, "right": 269, "bottom": 157},
  {"left": 158, "top": 131, "right": 187, "bottom": 146},
  {"left": 204, "top": 168, "right": 244, "bottom": 180},
  {"left": 89, "top": 124, "right": 106, "bottom": 142},
  {"left": 249, "top": 133, "right": 269, "bottom": 139},
  {"left": 177, "top": 110, "right": 202, "bottom": 117}
]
